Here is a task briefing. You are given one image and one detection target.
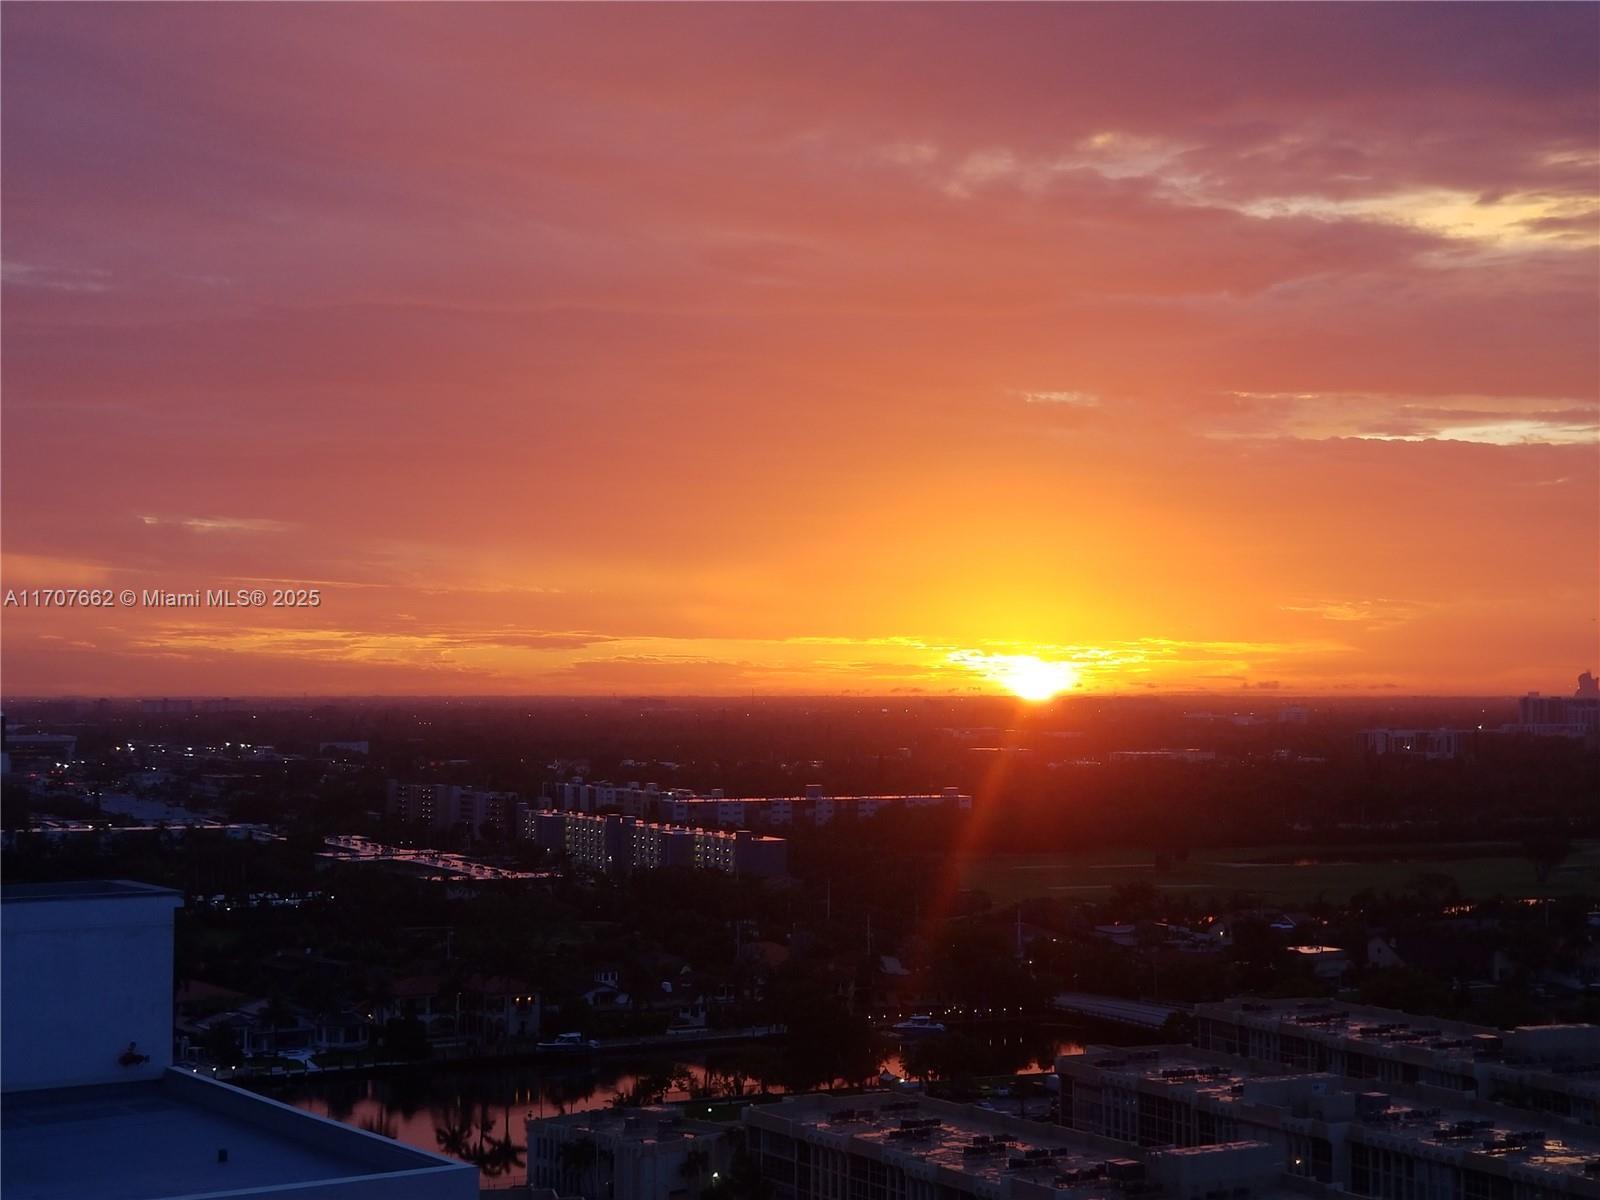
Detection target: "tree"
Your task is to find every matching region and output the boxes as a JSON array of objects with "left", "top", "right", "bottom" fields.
[
  {"left": 551, "top": 995, "right": 596, "bottom": 1038},
  {"left": 381, "top": 1015, "right": 431, "bottom": 1060},
  {"left": 434, "top": 1108, "right": 473, "bottom": 1161},
  {"left": 1157, "top": 1011, "right": 1196, "bottom": 1044},
  {"left": 1522, "top": 834, "right": 1573, "bottom": 887},
  {"left": 765, "top": 958, "right": 878, "bottom": 1090},
  {"left": 1225, "top": 918, "right": 1288, "bottom": 992},
  {"left": 920, "top": 1033, "right": 993, "bottom": 1097},
  {"left": 1359, "top": 967, "right": 1454, "bottom": 1018},
  {"left": 610, "top": 1067, "right": 691, "bottom": 1107},
  {"left": 927, "top": 923, "right": 1045, "bottom": 1013},
  {"left": 260, "top": 994, "right": 299, "bottom": 1042},
  {"left": 475, "top": 1106, "right": 526, "bottom": 1181},
  {"left": 702, "top": 1132, "right": 772, "bottom": 1200},
  {"left": 1404, "top": 872, "right": 1462, "bottom": 911},
  {"left": 202, "top": 1022, "right": 244, "bottom": 1068},
  {"left": 0, "top": 781, "right": 34, "bottom": 832}
]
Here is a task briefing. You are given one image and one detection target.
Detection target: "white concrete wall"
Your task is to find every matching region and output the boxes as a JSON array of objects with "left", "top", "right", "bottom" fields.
[{"left": 2, "top": 884, "right": 182, "bottom": 1091}]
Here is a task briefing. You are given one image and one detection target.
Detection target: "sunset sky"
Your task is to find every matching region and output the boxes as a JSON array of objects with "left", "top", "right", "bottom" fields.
[{"left": 3, "top": 3, "right": 1597, "bottom": 698}]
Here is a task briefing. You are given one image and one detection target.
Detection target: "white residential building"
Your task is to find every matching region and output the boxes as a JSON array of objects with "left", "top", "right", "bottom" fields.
[{"left": 0, "top": 879, "right": 475, "bottom": 1200}]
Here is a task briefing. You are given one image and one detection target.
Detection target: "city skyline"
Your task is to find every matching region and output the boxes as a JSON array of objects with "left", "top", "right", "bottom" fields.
[{"left": 3, "top": 4, "right": 1597, "bottom": 698}]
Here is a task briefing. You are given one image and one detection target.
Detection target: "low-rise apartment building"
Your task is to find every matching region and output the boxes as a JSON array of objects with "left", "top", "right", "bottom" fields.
[
  {"left": 744, "top": 1091, "right": 1290, "bottom": 1200},
  {"left": 526, "top": 1105, "right": 732, "bottom": 1200},
  {"left": 1194, "top": 999, "right": 1600, "bottom": 1126},
  {"left": 533, "top": 811, "right": 787, "bottom": 878},
  {"left": 386, "top": 781, "right": 521, "bottom": 837},
  {"left": 1057, "top": 1044, "right": 1600, "bottom": 1199},
  {"left": 395, "top": 790, "right": 787, "bottom": 877},
  {"left": 1358, "top": 730, "right": 1469, "bottom": 759},
  {"left": 545, "top": 781, "right": 972, "bottom": 829}
]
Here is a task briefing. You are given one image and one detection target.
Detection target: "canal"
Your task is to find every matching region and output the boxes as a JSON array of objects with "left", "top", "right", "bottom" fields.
[{"left": 259, "top": 1021, "right": 1144, "bottom": 1190}]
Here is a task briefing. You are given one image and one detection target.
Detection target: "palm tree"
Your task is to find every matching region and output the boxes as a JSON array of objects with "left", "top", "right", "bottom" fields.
[
  {"left": 480, "top": 1109, "right": 526, "bottom": 1180},
  {"left": 261, "top": 994, "right": 297, "bottom": 1030},
  {"left": 434, "top": 1109, "right": 473, "bottom": 1161},
  {"left": 359, "top": 970, "right": 394, "bottom": 1024}
]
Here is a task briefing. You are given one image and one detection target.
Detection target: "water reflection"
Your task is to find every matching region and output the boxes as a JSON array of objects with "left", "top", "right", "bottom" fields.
[
  {"left": 433, "top": 1099, "right": 525, "bottom": 1181},
  {"left": 266, "top": 1025, "right": 1099, "bottom": 1188}
]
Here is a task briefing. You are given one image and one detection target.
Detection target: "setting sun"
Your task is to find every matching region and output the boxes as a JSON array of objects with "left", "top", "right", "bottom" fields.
[
  {"left": 994, "top": 656, "right": 1080, "bottom": 701},
  {"left": 950, "top": 652, "right": 1080, "bottom": 701}
]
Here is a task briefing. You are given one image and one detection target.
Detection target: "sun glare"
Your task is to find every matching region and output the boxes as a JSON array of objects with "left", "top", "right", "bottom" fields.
[{"left": 950, "top": 651, "right": 1080, "bottom": 701}]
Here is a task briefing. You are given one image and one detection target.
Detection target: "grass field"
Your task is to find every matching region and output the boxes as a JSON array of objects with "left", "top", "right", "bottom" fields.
[{"left": 962, "top": 840, "right": 1600, "bottom": 907}]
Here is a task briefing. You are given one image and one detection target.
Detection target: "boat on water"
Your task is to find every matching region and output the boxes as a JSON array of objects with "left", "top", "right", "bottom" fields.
[
  {"left": 536, "top": 1031, "right": 598, "bottom": 1054},
  {"left": 891, "top": 1014, "right": 947, "bottom": 1036}
]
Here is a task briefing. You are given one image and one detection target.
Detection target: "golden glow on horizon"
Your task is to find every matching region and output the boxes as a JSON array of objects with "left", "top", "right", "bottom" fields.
[{"left": 949, "top": 651, "right": 1080, "bottom": 701}]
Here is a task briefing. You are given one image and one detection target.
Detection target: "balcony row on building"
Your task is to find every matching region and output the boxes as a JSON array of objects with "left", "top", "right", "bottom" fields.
[
  {"left": 523, "top": 809, "right": 788, "bottom": 879},
  {"left": 387, "top": 780, "right": 976, "bottom": 838},
  {"left": 385, "top": 780, "right": 521, "bottom": 832},
  {"left": 383, "top": 781, "right": 789, "bottom": 877},
  {"left": 1514, "top": 688, "right": 1600, "bottom": 739},
  {"left": 544, "top": 779, "right": 972, "bottom": 828}
]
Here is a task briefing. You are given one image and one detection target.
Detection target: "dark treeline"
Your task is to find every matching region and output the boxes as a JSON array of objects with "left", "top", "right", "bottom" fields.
[
  {"left": 0, "top": 691, "right": 1547, "bottom": 796},
  {"left": 5, "top": 695, "right": 1592, "bottom": 848}
]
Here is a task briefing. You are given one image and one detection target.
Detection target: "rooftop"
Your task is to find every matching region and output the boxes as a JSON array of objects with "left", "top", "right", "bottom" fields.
[
  {"left": 1061, "top": 1046, "right": 1600, "bottom": 1185},
  {"left": 1201, "top": 997, "right": 1492, "bottom": 1040},
  {"left": 747, "top": 1093, "right": 1278, "bottom": 1198},
  {"left": 1199, "top": 997, "right": 1600, "bottom": 1065},
  {"left": 531, "top": 1103, "right": 724, "bottom": 1147},
  {"left": 0, "top": 1071, "right": 473, "bottom": 1200},
  {"left": 1357, "top": 1098, "right": 1600, "bottom": 1182},
  {"left": 1061, "top": 1047, "right": 1253, "bottom": 1102},
  {"left": 1, "top": 879, "right": 181, "bottom": 904}
]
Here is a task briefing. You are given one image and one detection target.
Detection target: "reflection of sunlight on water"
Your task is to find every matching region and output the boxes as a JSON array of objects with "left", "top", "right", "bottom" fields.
[
  {"left": 880, "top": 1034, "right": 1084, "bottom": 1079},
  {"left": 274, "top": 1034, "right": 1089, "bottom": 1186}
]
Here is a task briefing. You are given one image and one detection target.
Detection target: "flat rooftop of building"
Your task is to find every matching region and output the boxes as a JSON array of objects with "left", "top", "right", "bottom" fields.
[
  {"left": 1360, "top": 1098, "right": 1600, "bottom": 1183},
  {"left": 751, "top": 1093, "right": 1164, "bottom": 1195},
  {"left": 1202, "top": 997, "right": 1491, "bottom": 1038},
  {"left": 1, "top": 1071, "right": 471, "bottom": 1200},
  {"left": 531, "top": 1104, "right": 724, "bottom": 1145},
  {"left": 1063, "top": 1046, "right": 1257, "bottom": 1099},
  {"left": 1200, "top": 998, "right": 1600, "bottom": 1069},
  {"left": 1201, "top": 998, "right": 1513, "bottom": 1059},
  {"left": 1064, "top": 1047, "right": 1377, "bottom": 1119},
  {"left": 1064, "top": 1047, "right": 1600, "bottom": 1181},
  {"left": 1, "top": 879, "right": 180, "bottom": 904}
]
